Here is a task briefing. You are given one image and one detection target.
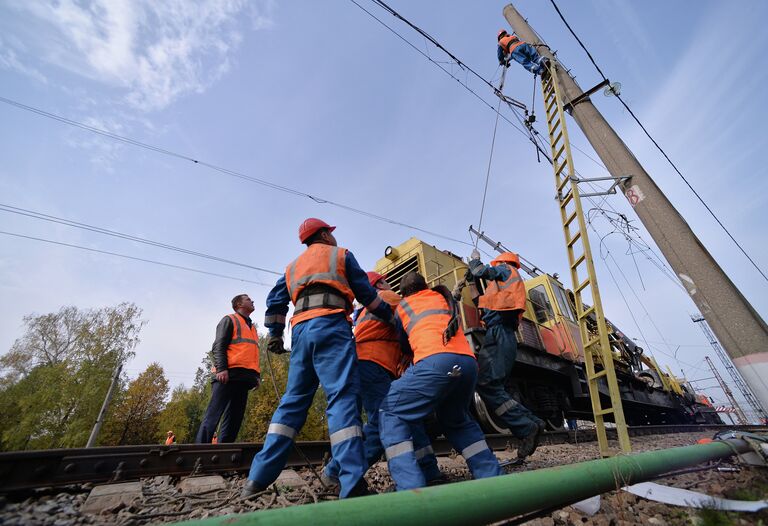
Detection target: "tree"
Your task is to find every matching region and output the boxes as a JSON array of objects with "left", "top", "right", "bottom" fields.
[
  {"left": 101, "top": 363, "right": 169, "bottom": 445},
  {"left": 0, "top": 303, "right": 145, "bottom": 451},
  {"left": 156, "top": 366, "right": 211, "bottom": 443},
  {"left": 239, "top": 335, "right": 329, "bottom": 442}
]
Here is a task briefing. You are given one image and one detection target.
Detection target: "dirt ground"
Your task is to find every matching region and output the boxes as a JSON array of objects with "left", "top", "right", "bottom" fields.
[{"left": 0, "top": 431, "right": 765, "bottom": 525}]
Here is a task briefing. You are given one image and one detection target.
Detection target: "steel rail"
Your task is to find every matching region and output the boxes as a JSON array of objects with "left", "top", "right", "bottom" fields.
[{"left": 0, "top": 424, "right": 763, "bottom": 494}]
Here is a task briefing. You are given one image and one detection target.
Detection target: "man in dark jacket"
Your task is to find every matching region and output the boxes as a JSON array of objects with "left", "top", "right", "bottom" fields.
[{"left": 195, "top": 294, "right": 261, "bottom": 443}]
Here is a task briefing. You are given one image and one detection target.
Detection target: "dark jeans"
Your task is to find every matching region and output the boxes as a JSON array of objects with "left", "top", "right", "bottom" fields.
[
  {"left": 196, "top": 380, "right": 253, "bottom": 443},
  {"left": 476, "top": 323, "right": 542, "bottom": 438}
]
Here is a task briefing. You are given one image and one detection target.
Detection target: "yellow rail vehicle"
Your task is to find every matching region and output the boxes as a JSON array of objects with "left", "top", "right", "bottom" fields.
[{"left": 375, "top": 238, "right": 721, "bottom": 431}]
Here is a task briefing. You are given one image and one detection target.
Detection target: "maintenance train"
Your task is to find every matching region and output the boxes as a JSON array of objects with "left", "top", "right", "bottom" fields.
[{"left": 374, "top": 238, "right": 721, "bottom": 432}]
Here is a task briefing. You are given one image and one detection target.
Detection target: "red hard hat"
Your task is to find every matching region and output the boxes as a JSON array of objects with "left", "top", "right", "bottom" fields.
[
  {"left": 498, "top": 29, "right": 508, "bottom": 40},
  {"left": 298, "top": 218, "right": 335, "bottom": 243},
  {"left": 366, "top": 271, "right": 385, "bottom": 287}
]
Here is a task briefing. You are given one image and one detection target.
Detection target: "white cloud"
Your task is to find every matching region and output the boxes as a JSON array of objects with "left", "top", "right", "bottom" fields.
[
  {"left": 3, "top": 0, "right": 274, "bottom": 111},
  {"left": 0, "top": 40, "right": 48, "bottom": 84}
]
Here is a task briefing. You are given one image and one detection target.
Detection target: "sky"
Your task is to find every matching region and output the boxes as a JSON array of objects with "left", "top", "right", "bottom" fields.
[{"left": 1, "top": 0, "right": 766, "bottom": 418}]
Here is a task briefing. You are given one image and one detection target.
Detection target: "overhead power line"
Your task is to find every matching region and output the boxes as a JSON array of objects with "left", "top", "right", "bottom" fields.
[
  {"left": 548, "top": 0, "right": 768, "bottom": 283},
  {"left": 0, "top": 203, "right": 281, "bottom": 276},
  {"left": 0, "top": 96, "right": 470, "bottom": 248},
  {"left": 0, "top": 230, "right": 270, "bottom": 285}
]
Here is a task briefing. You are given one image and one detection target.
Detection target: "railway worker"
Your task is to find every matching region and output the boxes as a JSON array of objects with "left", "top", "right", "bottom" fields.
[
  {"left": 468, "top": 250, "right": 545, "bottom": 458},
  {"left": 497, "top": 29, "right": 549, "bottom": 75},
  {"left": 195, "top": 294, "right": 261, "bottom": 444},
  {"left": 242, "top": 218, "right": 394, "bottom": 499},
  {"left": 322, "top": 272, "right": 442, "bottom": 488},
  {"left": 165, "top": 430, "right": 176, "bottom": 445},
  {"left": 379, "top": 272, "right": 502, "bottom": 490}
]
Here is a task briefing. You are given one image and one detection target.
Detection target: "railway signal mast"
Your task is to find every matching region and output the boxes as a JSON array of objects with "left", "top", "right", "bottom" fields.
[
  {"left": 503, "top": 4, "right": 768, "bottom": 433},
  {"left": 693, "top": 315, "right": 767, "bottom": 423},
  {"left": 703, "top": 356, "right": 748, "bottom": 425}
]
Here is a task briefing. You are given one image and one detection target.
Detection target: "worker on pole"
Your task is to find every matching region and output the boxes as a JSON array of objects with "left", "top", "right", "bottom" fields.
[
  {"left": 242, "top": 218, "right": 393, "bottom": 499},
  {"left": 379, "top": 272, "right": 502, "bottom": 490},
  {"left": 323, "top": 272, "right": 442, "bottom": 489},
  {"left": 497, "top": 29, "right": 548, "bottom": 74},
  {"left": 468, "top": 250, "right": 545, "bottom": 458}
]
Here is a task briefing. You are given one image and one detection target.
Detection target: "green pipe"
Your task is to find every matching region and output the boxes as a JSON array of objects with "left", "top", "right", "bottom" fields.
[{"left": 175, "top": 439, "right": 750, "bottom": 526}]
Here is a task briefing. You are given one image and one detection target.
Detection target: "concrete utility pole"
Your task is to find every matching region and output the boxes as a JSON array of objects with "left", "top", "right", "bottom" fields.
[
  {"left": 86, "top": 363, "right": 122, "bottom": 448},
  {"left": 704, "top": 356, "right": 747, "bottom": 425},
  {"left": 503, "top": 3, "right": 768, "bottom": 411}
]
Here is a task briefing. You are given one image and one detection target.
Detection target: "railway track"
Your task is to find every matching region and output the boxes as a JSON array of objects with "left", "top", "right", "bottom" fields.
[{"left": 1, "top": 424, "right": 764, "bottom": 494}]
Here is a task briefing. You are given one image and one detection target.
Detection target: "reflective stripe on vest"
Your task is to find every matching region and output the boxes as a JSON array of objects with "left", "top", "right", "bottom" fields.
[
  {"left": 478, "top": 263, "right": 527, "bottom": 312},
  {"left": 287, "top": 246, "right": 350, "bottom": 298},
  {"left": 225, "top": 314, "right": 260, "bottom": 372},
  {"left": 284, "top": 244, "right": 356, "bottom": 325},
  {"left": 396, "top": 289, "right": 474, "bottom": 364},
  {"left": 398, "top": 299, "right": 450, "bottom": 335}
]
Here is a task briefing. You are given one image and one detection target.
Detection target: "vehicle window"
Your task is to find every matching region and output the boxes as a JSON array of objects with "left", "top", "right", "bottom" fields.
[
  {"left": 553, "top": 284, "right": 576, "bottom": 322},
  {"left": 528, "top": 285, "right": 554, "bottom": 324}
]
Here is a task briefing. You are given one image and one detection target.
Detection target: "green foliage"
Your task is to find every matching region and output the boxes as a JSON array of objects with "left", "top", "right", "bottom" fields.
[
  {"left": 156, "top": 366, "right": 211, "bottom": 443},
  {"left": 100, "top": 363, "right": 169, "bottom": 445},
  {"left": 239, "top": 335, "right": 328, "bottom": 442},
  {"left": 0, "top": 303, "right": 145, "bottom": 451}
]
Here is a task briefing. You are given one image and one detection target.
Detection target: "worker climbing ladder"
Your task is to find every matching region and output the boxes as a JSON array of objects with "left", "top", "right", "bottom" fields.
[{"left": 540, "top": 64, "right": 631, "bottom": 455}]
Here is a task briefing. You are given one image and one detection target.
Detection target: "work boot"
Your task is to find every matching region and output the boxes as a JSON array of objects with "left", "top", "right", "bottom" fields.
[
  {"left": 240, "top": 479, "right": 265, "bottom": 498},
  {"left": 320, "top": 469, "right": 340, "bottom": 494},
  {"left": 346, "top": 478, "right": 376, "bottom": 498},
  {"left": 517, "top": 421, "right": 544, "bottom": 459}
]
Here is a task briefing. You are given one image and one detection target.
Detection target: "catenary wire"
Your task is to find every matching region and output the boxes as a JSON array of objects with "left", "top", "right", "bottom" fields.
[
  {"left": 0, "top": 203, "right": 281, "bottom": 276},
  {"left": 475, "top": 66, "right": 508, "bottom": 247},
  {"left": 548, "top": 0, "right": 768, "bottom": 283},
  {"left": 0, "top": 96, "right": 470, "bottom": 248},
  {"left": 0, "top": 230, "right": 270, "bottom": 285}
]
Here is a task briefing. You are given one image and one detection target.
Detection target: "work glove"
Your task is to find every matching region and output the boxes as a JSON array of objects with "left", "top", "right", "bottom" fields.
[
  {"left": 267, "top": 335, "right": 288, "bottom": 355},
  {"left": 470, "top": 248, "right": 481, "bottom": 260}
]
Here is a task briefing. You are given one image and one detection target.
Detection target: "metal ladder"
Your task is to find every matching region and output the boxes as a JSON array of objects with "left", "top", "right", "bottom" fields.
[{"left": 540, "top": 65, "right": 631, "bottom": 455}]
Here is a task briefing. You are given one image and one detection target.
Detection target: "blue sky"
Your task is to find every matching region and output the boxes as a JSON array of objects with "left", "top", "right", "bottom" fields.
[{"left": 1, "top": 1, "right": 766, "bottom": 416}]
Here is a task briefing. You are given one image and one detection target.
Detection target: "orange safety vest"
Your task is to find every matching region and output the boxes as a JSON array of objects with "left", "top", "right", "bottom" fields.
[
  {"left": 165, "top": 436, "right": 175, "bottom": 445},
  {"left": 355, "top": 289, "right": 402, "bottom": 376},
  {"left": 396, "top": 289, "right": 474, "bottom": 364},
  {"left": 285, "top": 244, "right": 356, "bottom": 325},
  {"left": 478, "top": 252, "right": 526, "bottom": 312},
  {"left": 499, "top": 34, "right": 526, "bottom": 55},
  {"left": 223, "top": 313, "right": 261, "bottom": 372}
]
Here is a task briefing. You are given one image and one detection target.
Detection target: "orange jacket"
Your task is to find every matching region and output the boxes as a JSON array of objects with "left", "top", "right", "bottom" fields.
[
  {"left": 499, "top": 34, "right": 526, "bottom": 55},
  {"left": 478, "top": 252, "right": 526, "bottom": 313},
  {"left": 221, "top": 313, "right": 260, "bottom": 373},
  {"left": 396, "top": 289, "right": 474, "bottom": 364},
  {"left": 165, "top": 435, "right": 175, "bottom": 445},
  {"left": 285, "top": 244, "right": 355, "bottom": 325},
  {"left": 356, "top": 289, "right": 402, "bottom": 375}
]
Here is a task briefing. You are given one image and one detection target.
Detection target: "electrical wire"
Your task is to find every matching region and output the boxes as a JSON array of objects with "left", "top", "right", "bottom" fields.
[
  {"left": 548, "top": 0, "right": 768, "bottom": 283},
  {"left": 0, "top": 230, "right": 270, "bottom": 285},
  {"left": 0, "top": 203, "right": 281, "bottom": 276},
  {"left": 475, "top": 66, "right": 508, "bottom": 247},
  {"left": 365, "top": 0, "right": 526, "bottom": 109},
  {"left": 0, "top": 96, "right": 470, "bottom": 248}
]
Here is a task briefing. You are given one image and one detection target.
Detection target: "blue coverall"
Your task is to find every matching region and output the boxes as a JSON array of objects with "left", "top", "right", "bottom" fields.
[
  {"left": 246, "top": 251, "right": 392, "bottom": 498},
  {"left": 324, "top": 359, "right": 441, "bottom": 483},
  {"left": 380, "top": 352, "right": 502, "bottom": 490},
  {"left": 498, "top": 42, "right": 546, "bottom": 74},
  {"left": 473, "top": 263, "right": 544, "bottom": 438}
]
